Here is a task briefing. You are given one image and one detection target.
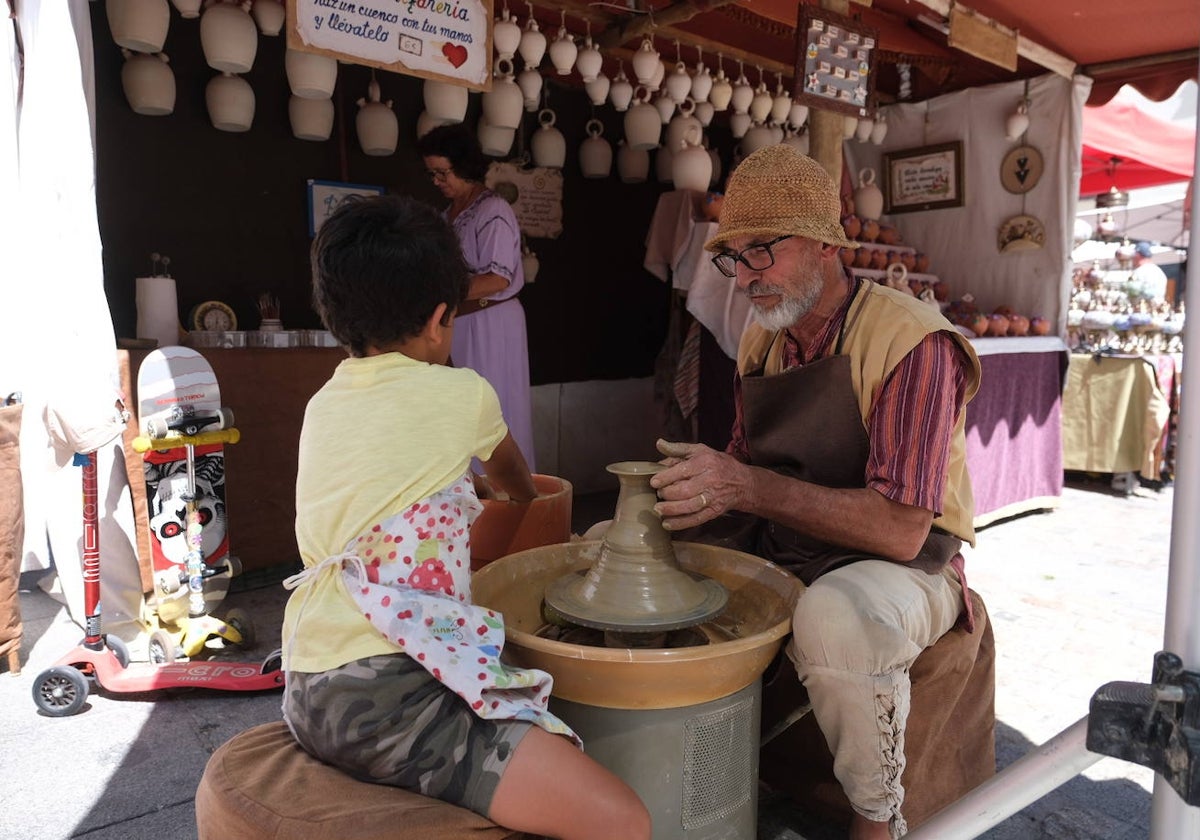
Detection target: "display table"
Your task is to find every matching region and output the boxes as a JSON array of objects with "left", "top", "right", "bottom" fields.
[
  {"left": 964, "top": 338, "right": 1068, "bottom": 527},
  {"left": 122, "top": 347, "right": 345, "bottom": 574},
  {"left": 1061, "top": 352, "right": 1177, "bottom": 480}
]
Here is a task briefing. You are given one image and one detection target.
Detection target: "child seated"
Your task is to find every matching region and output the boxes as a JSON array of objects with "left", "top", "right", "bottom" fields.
[{"left": 281, "top": 195, "right": 650, "bottom": 840}]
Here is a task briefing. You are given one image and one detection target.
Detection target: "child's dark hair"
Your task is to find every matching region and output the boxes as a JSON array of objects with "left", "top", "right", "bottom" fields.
[
  {"left": 416, "top": 123, "right": 490, "bottom": 183},
  {"left": 310, "top": 194, "right": 468, "bottom": 356}
]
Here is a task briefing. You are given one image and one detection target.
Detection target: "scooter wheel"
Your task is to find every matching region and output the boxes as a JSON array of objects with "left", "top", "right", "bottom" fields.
[
  {"left": 224, "top": 608, "right": 255, "bottom": 649},
  {"left": 32, "top": 666, "right": 90, "bottom": 717},
  {"left": 260, "top": 649, "right": 283, "bottom": 674},
  {"left": 148, "top": 630, "right": 178, "bottom": 664},
  {"left": 105, "top": 634, "right": 131, "bottom": 668},
  {"left": 146, "top": 417, "right": 169, "bottom": 439}
]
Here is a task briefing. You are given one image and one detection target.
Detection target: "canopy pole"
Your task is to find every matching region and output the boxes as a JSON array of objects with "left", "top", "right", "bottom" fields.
[{"left": 1149, "top": 49, "right": 1200, "bottom": 840}]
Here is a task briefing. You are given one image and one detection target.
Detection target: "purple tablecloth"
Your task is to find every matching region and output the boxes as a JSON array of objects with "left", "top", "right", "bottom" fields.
[{"left": 965, "top": 346, "right": 1067, "bottom": 526}]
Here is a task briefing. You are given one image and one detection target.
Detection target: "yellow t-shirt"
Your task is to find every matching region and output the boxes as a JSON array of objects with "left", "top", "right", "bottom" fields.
[{"left": 282, "top": 352, "right": 507, "bottom": 673}]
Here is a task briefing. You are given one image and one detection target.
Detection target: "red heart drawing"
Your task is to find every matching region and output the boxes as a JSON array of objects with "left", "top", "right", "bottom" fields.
[{"left": 442, "top": 43, "right": 468, "bottom": 68}]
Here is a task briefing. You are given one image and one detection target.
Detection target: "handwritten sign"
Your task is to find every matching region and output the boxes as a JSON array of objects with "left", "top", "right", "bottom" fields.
[
  {"left": 485, "top": 163, "right": 563, "bottom": 240},
  {"left": 307, "top": 179, "right": 385, "bottom": 236},
  {"left": 287, "top": 0, "right": 492, "bottom": 91},
  {"left": 883, "top": 142, "right": 964, "bottom": 214}
]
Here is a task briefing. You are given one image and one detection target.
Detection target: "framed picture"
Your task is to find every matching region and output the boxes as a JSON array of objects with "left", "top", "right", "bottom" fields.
[
  {"left": 793, "top": 3, "right": 879, "bottom": 118},
  {"left": 307, "top": 180, "right": 386, "bottom": 236},
  {"left": 882, "top": 142, "right": 965, "bottom": 214}
]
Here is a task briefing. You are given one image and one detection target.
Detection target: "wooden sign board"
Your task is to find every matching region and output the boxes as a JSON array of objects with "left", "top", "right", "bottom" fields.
[
  {"left": 792, "top": 3, "right": 878, "bottom": 118},
  {"left": 485, "top": 163, "right": 563, "bottom": 240},
  {"left": 286, "top": 0, "right": 493, "bottom": 91}
]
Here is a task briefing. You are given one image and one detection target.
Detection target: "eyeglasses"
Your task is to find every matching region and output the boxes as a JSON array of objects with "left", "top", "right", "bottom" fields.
[
  {"left": 711, "top": 235, "right": 793, "bottom": 277},
  {"left": 426, "top": 167, "right": 454, "bottom": 181}
]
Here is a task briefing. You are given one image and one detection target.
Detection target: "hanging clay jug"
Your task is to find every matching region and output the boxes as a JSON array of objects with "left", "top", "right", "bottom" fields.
[
  {"left": 770, "top": 76, "right": 791, "bottom": 124},
  {"left": 576, "top": 36, "right": 603, "bottom": 83},
  {"left": 672, "top": 126, "right": 712, "bottom": 193},
  {"left": 631, "top": 37, "right": 660, "bottom": 86},
  {"left": 250, "top": 0, "right": 284, "bottom": 36},
  {"left": 609, "top": 65, "right": 634, "bottom": 112},
  {"left": 585, "top": 73, "right": 610, "bottom": 107},
  {"left": 517, "top": 66, "right": 543, "bottom": 112},
  {"left": 121, "top": 50, "right": 175, "bottom": 116},
  {"left": 206, "top": 72, "right": 254, "bottom": 132},
  {"left": 201, "top": 0, "right": 257, "bottom": 74},
  {"left": 783, "top": 126, "right": 809, "bottom": 155},
  {"left": 854, "top": 116, "right": 875, "bottom": 143},
  {"left": 579, "top": 119, "right": 612, "bottom": 179},
  {"left": 665, "top": 62, "right": 692, "bottom": 105},
  {"left": 617, "top": 141, "right": 649, "bottom": 183},
  {"left": 645, "top": 57, "right": 666, "bottom": 92},
  {"left": 870, "top": 113, "right": 889, "bottom": 145},
  {"left": 289, "top": 95, "right": 334, "bottom": 141},
  {"left": 286, "top": 49, "right": 337, "bottom": 99},
  {"left": 709, "top": 66, "right": 732, "bottom": 111},
  {"left": 518, "top": 16, "right": 546, "bottom": 68},
  {"left": 108, "top": 0, "right": 170, "bottom": 54},
  {"left": 690, "top": 61, "right": 712, "bottom": 104},
  {"left": 694, "top": 100, "right": 714, "bottom": 127},
  {"left": 854, "top": 168, "right": 884, "bottom": 221},
  {"left": 355, "top": 77, "right": 398, "bottom": 156},
  {"left": 521, "top": 245, "right": 540, "bottom": 283},
  {"left": 482, "top": 59, "right": 523, "bottom": 130},
  {"left": 416, "top": 110, "right": 452, "bottom": 138},
  {"left": 665, "top": 97, "right": 701, "bottom": 152},
  {"left": 653, "top": 92, "right": 676, "bottom": 125},
  {"left": 728, "top": 111, "right": 751, "bottom": 140},
  {"left": 655, "top": 143, "right": 674, "bottom": 184},
  {"left": 749, "top": 80, "right": 773, "bottom": 124},
  {"left": 531, "top": 109, "right": 566, "bottom": 168},
  {"left": 477, "top": 117, "right": 515, "bottom": 157},
  {"left": 171, "top": 0, "right": 203, "bottom": 18},
  {"left": 493, "top": 7, "right": 522, "bottom": 61},
  {"left": 740, "top": 122, "right": 774, "bottom": 155},
  {"left": 624, "top": 86, "right": 661, "bottom": 152},
  {"left": 548, "top": 25, "right": 577, "bottom": 75},
  {"left": 789, "top": 101, "right": 809, "bottom": 128},
  {"left": 424, "top": 79, "right": 468, "bottom": 124},
  {"left": 730, "top": 65, "right": 753, "bottom": 115}
]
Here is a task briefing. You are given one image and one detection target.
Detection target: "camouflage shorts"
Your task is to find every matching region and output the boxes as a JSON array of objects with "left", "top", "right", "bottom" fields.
[{"left": 282, "top": 654, "right": 532, "bottom": 817}]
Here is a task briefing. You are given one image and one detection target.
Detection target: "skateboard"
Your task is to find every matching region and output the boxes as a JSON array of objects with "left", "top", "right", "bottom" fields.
[{"left": 136, "top": 347, "right": 236, "bottom": 628}]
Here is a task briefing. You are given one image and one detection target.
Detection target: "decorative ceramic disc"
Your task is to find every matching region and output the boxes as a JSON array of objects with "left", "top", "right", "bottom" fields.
[
  {"left": 998, "top": 214, "right": 1046, "bottom": 253},
  {"left": 191, "top": 301, "right": 237, "bottom": 332},
  {"left": 1000, "top": 145, "right": 1044, "bottom": 194}
]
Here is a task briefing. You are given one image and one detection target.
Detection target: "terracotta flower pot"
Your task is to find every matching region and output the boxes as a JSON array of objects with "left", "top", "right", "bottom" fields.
[{"left": 470, "top": 475, "right": 573, "bottom": 571}]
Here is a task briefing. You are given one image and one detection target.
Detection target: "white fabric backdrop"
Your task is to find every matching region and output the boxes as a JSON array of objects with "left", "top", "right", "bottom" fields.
[
  {"left": 1, "top": 1, "right": 143, "bottom": 641},
  {"left": 845, "top": 73, "right": 1093, "bottom": 334}
]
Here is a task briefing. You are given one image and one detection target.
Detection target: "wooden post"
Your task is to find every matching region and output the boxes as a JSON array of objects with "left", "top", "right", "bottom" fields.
[{"left": 809, "top": 0, "right": 850, "bottom": 185}]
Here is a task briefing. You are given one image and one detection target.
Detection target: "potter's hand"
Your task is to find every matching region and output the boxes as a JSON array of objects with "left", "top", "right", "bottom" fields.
[{"left": 650, "top": 438, "right": 748, "bottom": 531}]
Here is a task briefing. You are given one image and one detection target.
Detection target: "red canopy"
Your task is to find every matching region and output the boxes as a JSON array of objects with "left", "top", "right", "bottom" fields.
[{"left": 1081, "top": 91, "right": 1196, "bottom": 196}]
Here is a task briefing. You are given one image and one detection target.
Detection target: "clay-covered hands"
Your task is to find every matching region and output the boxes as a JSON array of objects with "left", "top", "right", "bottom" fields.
[{"left": 650, "top": 438, "right": 750, "bottom": 531}]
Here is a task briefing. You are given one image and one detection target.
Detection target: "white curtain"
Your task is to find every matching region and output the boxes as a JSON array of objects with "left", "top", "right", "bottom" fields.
[
  {"left": 1, "top": 0, "right": 143, "bottom": 641},
  {"left": 845, "top": 73, "right": 1094, "bottom": 334}
]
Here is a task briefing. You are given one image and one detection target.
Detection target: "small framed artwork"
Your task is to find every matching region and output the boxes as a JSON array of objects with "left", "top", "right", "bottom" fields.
[
  {"left": 883, "top": 142, "right": 965, "bottom": 214},
  {"left": 793, "top": 3, "right": 878, "bottom": 118},
  {"left": 307, "top": 180, "right": 386, "bottom": 236}
]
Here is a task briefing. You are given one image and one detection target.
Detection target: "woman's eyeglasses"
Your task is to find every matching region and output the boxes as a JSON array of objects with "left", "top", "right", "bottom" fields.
[
  {"left": 426, "top": 167, "right": 454, "bottom": 181},
  {"left": 711, "top": 235, "right": 793, "bottom": 277}
]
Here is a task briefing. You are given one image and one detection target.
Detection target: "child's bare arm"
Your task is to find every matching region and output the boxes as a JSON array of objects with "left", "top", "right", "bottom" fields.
[{"left": 481, "top": 433, "right": 537, "bottom": 502}]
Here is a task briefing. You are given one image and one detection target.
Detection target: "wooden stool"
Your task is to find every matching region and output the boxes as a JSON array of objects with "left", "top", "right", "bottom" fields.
[
  {"left": 196, "top": 721, "right": 534, "bottom": 840},
  {"left": 759, "top": 589, "right": 996, "bottom": 830}
]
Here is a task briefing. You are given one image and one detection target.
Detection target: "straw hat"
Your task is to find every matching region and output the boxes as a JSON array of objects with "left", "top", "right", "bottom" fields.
[{"left": 705, "top": 145, "right": 858, "bottom": 252}]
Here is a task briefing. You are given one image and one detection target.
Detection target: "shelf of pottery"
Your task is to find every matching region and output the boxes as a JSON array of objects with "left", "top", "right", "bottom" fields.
[
  {"left": 1067, "top": 262, "right": 1185, "bottom": 354},
  {"left": 839, "top": 214, "right": 947, "bottom": 309}
]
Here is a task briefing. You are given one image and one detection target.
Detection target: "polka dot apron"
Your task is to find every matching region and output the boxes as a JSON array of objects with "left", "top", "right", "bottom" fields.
[{"left": 285, "top": 471, "right": 578, "bottom": 744}]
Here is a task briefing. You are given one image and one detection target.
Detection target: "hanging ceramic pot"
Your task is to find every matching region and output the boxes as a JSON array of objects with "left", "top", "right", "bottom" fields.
[
  {"left": 730, "top": 64, "right": 753, "bottom": 115},
  {"left": 709, "top": 65, "right": 732, "bottom": 111},
  {"left": 416, "top": 110, "right": 453, "bottom": 138},
  {"left": 521, "top": 244, "right": 540, "bottom": 283},
  {"left": 842, "top": 115, "right": 858, "bottom": 139},
  {"left": 548, "top": 25, "right": 577, "bottom": 75},
  {"left": 690, "top": 59, "right": 713, "bottom": 104},
  {"left": 870, "top": 112, "right": 889, "bottom": 145},
  {"left": 672, "top": 125, "right": 712, "bottom": 193},
  {"left": 107, "top": 0, "right": 170, "bottom": 54},
  {"left": 645, "top": 58, "right": 665, "bottom": 92},
  {"left": 424, "top": 79, "right": 468, "bottom": 124},
  {"left": 617, "top": 140, "right": 649, "bottom": 183},
  {"left": 289, "top": 95, "right": 334, "bottom": 141},
  {"left": 655, "top": 143, "right": 674, "bottom": 184},
  {"left": 171, "top": 0, "right": 203, "bottom": 19},
  {"left": 653, "top": 92, "right": 676, "bottom": 125},
  {"left": 694, "top": 100, "right": 714, "bottom": 127},
  {"left": 729, "top": 110, "right": 751, "bottom": 139},
  {"left": 665, "top": 62, "right": 692, "bottom": 105},
  {"left": 749, "top": 79, "right": 773, "bottom": 123},
  {"left": 1006, "top": 102, "right": 1030, "bottom": 141},
  {"left": 740, "top": 122, "right": 774, "bottom": 155},
  {"left": 355, "top": 76, "right": 398, "bottom": 156},
  {"left": 121, "top": 50, "right": 175, "bottom": 116},
  {"left": 578, "top": 118, "right": 612, "bottom": 179},
  {"left": 788, "top": 101, "right": 809, "bottom": 128},
  {"left": 768, "top": 121, "right": 784, "bottom": 145},
  {"left": 624, "top": 86, "right": 661, "bottom": 151},
  {"left": 665, "top": 97, "right": 701, "bottom": 155},
  {"left": 482, "top": 58, "right": 523, "bottom": 130},
  {"left": 770, "top": 75, "right": 792, "bottom": 124},
  {"left": 530, "top": 108, "right": 566, "bottom": 168},
  {"left": 854, "top": 168, "right": 884, "bottom": 221},
  {"left": 783, "top": 126, "right": 809, "bottom": 155},
  {"left": 206, "top": 72, "right": 254, "bottom": 132},
  {"left": 493, "top": 7, "right": 522, "bottom": 61},
  {"left": 201, "top": 0, "right": 257, "bottom": 74},
  {"left": 250, "top": 0, "right": 284, "bottom": 36},
  {"left": 609, "top": 65, "right": 633, "bottom": 112},
  {"left": 477, "top": 117, "right": 515, "bottom": 157},
  {"left": 631, "top": 37, "right": 660, "bottom": 86},
  {"left": 518, "top": 15, "right": 546, "bottom": 68},
  {"left": 517, "top": 66, "right": 543, "bottom": 112},
  {"left": 286, "top": 49, "right": 337, "bottom": 99},
  {"left": 854, "top": 116, "right": 874, "bottom": 143},
  {"left": 575, "top": 35, "right": 603, "bottom": 82},
  {"left": 584, "top": 73, "right": 610, "bottom": 107}
]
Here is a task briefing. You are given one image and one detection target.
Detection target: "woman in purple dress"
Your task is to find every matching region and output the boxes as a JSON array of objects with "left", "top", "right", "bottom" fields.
[{"left": 417, "top": 124, "right": 536, "bottom": 471}]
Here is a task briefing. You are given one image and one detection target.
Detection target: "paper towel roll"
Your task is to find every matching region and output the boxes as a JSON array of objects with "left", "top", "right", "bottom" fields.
[{"left": 135, "top": 275, "right": 179, "bottom": 348}]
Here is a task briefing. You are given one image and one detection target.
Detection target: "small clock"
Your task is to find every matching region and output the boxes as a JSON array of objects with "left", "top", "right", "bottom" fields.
[{"left": 191, "top": 301, "right": 237, "bottom": 332}]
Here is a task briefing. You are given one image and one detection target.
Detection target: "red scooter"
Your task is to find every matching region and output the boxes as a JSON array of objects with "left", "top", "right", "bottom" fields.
[{"left": 31, "top": 424, "right": 284, "bottom": 717}]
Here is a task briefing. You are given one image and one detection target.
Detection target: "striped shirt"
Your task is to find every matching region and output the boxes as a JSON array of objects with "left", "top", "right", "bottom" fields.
[{"left": 727, "top": 282, "right": 971, "bottom": 516}]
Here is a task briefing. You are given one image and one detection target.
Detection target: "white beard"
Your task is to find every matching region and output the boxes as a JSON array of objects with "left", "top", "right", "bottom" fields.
[{"left": 748, "top": 283, "right": 820, "bottom": 331}]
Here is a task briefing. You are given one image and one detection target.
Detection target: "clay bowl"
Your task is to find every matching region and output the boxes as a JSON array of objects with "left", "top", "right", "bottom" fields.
[{"left": 470, "top": 474, "right": 573, "bottom": 571}]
